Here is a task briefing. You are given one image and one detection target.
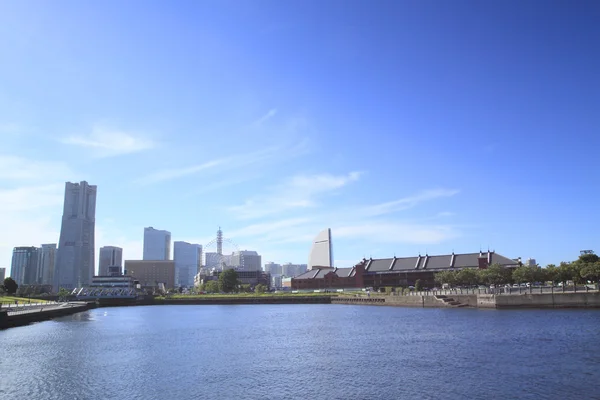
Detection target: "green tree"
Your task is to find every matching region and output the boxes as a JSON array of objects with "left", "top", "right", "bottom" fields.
[
  {"left": 3, "top": 277, "right": 18, "bottom": 295},
  {"left": 57, "top": 287, "right": 70, "bottom": 301},
  {"left": 240, "top": 284, "right": 252, "bottom": 293},
  {"left": 560, "top": 262, "right": 583, "bottom": 285},
  {"left": 219, "top": 269, "right": 239, "bottom": 293},
  {"left": 414, "top": 279, "right": 423, "bottom": 291},
  {"left": 455, "top": 269, "right": 478, "bottom": 286},
  {"left": 580, "top": 262, "right": 600, "bottom": 285},
  {"left": 255, "top": 284, "right": 267, "bottom": 294},
  {"left": 434, "top": 271, "right": 456, "bottom": 287},
  {"left": 479, "top": 264, "right": 512, "bottom": 285},
  {"left": 204, "top": 281, "right": 219, "bottom": 293},
  {"left": 543, "top": 264, "right": 559, "bottom": 285},
  {"left": 578, "top": 253, "right": 600, "bottom": 264}
]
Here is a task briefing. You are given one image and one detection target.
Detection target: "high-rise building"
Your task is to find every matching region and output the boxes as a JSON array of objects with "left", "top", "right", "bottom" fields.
[
  {"left": 308, "top": 228, "right": 333, "bottom": 270},
  {"left": 0, "top": 267, "right": 5, "bottom": 281},
  {"left": 55, "top": 181, "right": 97, "bottom": 290},
  {"left": 99, "top": 246, "right": 123, "bottom": 276},
  {"left": 174, "top": 241, "right": 202, "bottom": 287},
  {"left": 124, "top": 260, "right": 175, "bottom": 290},
  {"left": 143, "top": 227, "right": 171, "bottom": 260},
  {"left": 281, "top": 263, "right": 308, "bottom": 278},
  {"left": 264, "top": 262, "right": 282, "bottom": 275},
  {"left": 11, "top": 246, "right": 40, "bottom": 285},
  {"left": 231, "top": 250, "right": 262, "bottom": 271},
  {"left": 39, "top": 244, "right": 57, "bottom": 285}
]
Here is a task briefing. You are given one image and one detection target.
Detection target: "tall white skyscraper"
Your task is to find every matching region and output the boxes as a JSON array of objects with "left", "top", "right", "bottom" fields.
[
  {"left": 55, "top": 181, "right": 97, "bottom": 290},
  {"left": 99, "top": 246, "right": 123, "bottom": 276},
  {"left": 143, "top": 227, "right": 171, "bottom": 260},
  {"left": 174, "top": 241, "right": 202, "bottom": 287},
  {"left": 39, "top": 244, "right": 57, "bottom": 285}
]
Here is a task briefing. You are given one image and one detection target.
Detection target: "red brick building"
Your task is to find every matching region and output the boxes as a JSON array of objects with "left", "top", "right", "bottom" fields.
[{"left": 292, "top": 251, "right": 518, "bottom": 290}]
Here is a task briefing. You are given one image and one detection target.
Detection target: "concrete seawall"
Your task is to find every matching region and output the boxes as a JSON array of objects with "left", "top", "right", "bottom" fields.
[
  {"left": 0, "top": 302, "right": 92, "bottom": 330},
  {"left": 480, "top": 292, "right": 600, "bottom": 309},
  {"left": 334, "top": 292, "right": 600, "bottom": 309}
]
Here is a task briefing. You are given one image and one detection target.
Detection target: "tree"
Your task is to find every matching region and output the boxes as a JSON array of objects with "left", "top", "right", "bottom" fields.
[
  {"left": 479, "top": 264, "right": 512, "bottom": 286},
  {"left": 435, "top": 271, "right": 456, "bottom": 287},
  {"left": 544, "top": 264, "right": 559, "bottom": 285},
  {"left": 3, "top": 277, "right": 18, "bottom": 295},
  {"left": 219, "top": 269, "right": 239, "bottom": 293},
  {"left": 414, "top": 279, "right": 423, "bottom": 291},
  {"left": 255, "top": 284, "right": 267, "bottom": 294},
  {"left": 580, "top": 262, "right": 600, "bottom": 285},
  {"left": 578, "top": 253, "right": 600, "bottom": 264},
  {"left": 57, "top": 288, "right": 70, "bottom": 301},
  {"left": 204, "top": 281, "right": 219, "bottom": 293},
  {"left": 455, "top": 269, "right": 478, "bottom": 287}
]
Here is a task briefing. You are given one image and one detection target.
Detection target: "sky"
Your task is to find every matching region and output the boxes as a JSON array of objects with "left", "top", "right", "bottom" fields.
[{"left": 1, "top": 0, "right": 599, "bottom": 276}]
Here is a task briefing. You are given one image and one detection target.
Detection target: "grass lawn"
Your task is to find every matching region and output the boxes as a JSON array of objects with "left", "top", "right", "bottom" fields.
[
  {"left": 0, "top": 296, "right": 52, "bottom": 305},
  {"left": 159, "top": 292, "right": 338, "bottom": 300}
]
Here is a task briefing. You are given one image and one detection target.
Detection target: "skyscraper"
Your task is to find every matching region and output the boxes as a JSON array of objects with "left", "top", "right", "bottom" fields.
[
  {"left": 0, "top": 267, "right": 5, "bottom": 281},
  {"left": 308, "top": 228, "right": 333, "bottom": 270},
  {"left": 143, "top": 227, "right": 171, "bottom": 260},
  {"left": 11, "top": 246, "right": 40, "bottom": 285},
  {"left": 99, "top": 246, "right": 123, "bottom": 276},
  {"left": 39, "top": 244, "right": 57, "bottom": 285},
  {"left": 55, "top": 181, "right": 97, "bottom": 290},
  {"left": 174, "top": 241, "right": 202, "bottom": 287}
]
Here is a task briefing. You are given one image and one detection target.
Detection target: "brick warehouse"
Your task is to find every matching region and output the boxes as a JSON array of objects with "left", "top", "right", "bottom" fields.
[{"left": 291, "top": 251, "right": 519, "bottom": 290}]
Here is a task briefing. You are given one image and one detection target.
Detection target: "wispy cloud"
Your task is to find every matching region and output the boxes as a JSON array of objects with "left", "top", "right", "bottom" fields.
[
  {"left": 0, "top": 155, "right": 73, "bottom": 181},
  {"left": 253, "top": 108, "right": 277, "bottom": 126},
  {"left": 61, "top": 126, "right": 156, "bottom": 157},
  {"left": 135, "top": 159, "right": 226, "bottom": 185},
  {"left": 0, "top": 122, "right": 23, "bottom": 135},
  {"left": 359, "top": 189, "right": 459, "bottom": 217},
  {"left": 229, "top": 171, "right": 362, "bottom": 219},
  {"left": 334, "top": 222, "right": 458, "bottom": 244},
  {"left": 137, "top": 139, "right": 310, "bottom": 186},
  {"left": 0, "top": 184, "right": 65, "bottom": 212}
]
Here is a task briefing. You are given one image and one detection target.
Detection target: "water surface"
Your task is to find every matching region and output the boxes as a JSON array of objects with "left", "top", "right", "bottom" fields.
[{"left": 1, "top": 305, "right": 599, "bottom": 399}]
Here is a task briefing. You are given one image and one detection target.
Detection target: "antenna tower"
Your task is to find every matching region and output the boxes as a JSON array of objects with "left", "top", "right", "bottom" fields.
[{"left": 217, "top": 227, "right": 223, "bottom": 255}]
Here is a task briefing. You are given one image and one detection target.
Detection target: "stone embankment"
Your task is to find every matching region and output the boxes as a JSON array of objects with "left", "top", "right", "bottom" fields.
[
  {"left": 0, "top": 302, "right": 92, "bottom": 329},
  {"left": 333, "top": 292, "right": 600, "bottom": 309}
]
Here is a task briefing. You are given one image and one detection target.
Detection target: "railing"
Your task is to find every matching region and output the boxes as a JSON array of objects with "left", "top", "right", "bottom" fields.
[
  {"left": 0, "top": 301, "right": 62, "bottom": 316},
  {"left": 384, "top": 285, "right": 599, "bottom": 297}
]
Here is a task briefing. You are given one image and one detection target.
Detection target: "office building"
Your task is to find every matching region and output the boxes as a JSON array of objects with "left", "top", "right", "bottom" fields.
[
  {"left": 0, "top": 267, "right": 5, "bottom": 281},
  {"left": 11, "top": 246, "right": 40, "bottom": 285},
  {"left": 231, "top": 250, "right": 262, "bottom": 271},
  {"left": 264, "top": 262, "right": 282, "bottom": 275},
  {"left": 125, "top": 260, "right": 175, "bottom": 290},
  {"left": 143, "top": 227, "right": 171, "bottom": 260},
  {"left": 174, "top": 241, "right": 202, "bottom": 287},
  {"left": 281, "top": 263, "right": 307, "bottom": 278},
  {"left": 39, "top": 244, "right": 57, "bottom": 285},
  {"left": 308, "top": 228, "right": 333, "bottom": 270},
  {"left": 55, "top": 181, "right": 97, "bottom": 289},
  {"left": 99, "top": 246, "right": 123, "bottom": 276}
]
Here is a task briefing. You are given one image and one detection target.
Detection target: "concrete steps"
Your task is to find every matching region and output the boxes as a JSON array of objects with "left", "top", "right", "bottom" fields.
[{"left": 435, "top": 295, "right": 466, "bottom": 307}]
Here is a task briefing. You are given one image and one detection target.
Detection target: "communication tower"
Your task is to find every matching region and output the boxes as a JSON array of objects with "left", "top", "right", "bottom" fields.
[{"left": 217, "top": 227, "right": 223, "bottom": 255}]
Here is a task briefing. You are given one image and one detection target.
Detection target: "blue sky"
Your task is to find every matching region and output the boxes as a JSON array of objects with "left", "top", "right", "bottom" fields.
[{"left": 1, "top": 0, "right": 599, "bottom": 276}]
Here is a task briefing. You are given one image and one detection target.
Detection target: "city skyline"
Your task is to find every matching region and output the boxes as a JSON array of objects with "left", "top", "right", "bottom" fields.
[{"left": 1, "top": 2, "right": 599, "bottom": 277}]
